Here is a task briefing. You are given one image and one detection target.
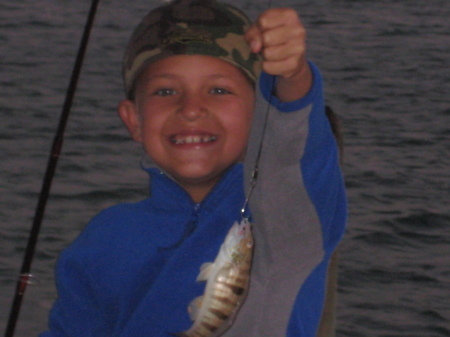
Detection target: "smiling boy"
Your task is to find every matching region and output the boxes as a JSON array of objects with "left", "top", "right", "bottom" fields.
[
  {"left": 41, "top": 1, "right": 346, "bottom": 336},
  {"left": 118, "top": 55, "right": 255, "bottom": 203}
]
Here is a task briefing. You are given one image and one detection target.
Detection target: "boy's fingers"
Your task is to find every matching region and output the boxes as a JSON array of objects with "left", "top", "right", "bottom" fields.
[
  {"left": 260, "top": 25, "right": 305, "bottom": 55},
  {"left": 257, "top": 8, "right": 301, "bottom": 32},
  {"left": 247, "top": 8, "right": 303, "bottom": 54},
  {"left": 251, "top": 8, "right": 307, "bottom": 78},
  {"left": 262, "top": 41, "right": 305, "bottom": 63}
]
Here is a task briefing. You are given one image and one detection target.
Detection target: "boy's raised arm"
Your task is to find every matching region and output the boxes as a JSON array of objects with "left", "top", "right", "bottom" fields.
[{"left": 245, "top": 8, "right": 313, "bottom": 102}]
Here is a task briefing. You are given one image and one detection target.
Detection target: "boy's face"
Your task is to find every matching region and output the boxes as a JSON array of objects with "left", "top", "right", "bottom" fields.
[{"left": 119, "top": 55, "right": 255, "bottom": 202}]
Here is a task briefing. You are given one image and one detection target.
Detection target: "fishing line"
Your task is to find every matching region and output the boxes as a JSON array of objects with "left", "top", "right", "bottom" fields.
[
  {"left": 241, "top": 0, "right": 275, "bottom": 220},
  {"left": 240, "top": 77, "right": 275, "bottom": 219},
  {"left": 4, "top": 1, "right": 100, "bottom": 336}
]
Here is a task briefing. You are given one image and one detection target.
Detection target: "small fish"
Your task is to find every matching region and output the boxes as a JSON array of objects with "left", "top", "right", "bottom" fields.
[{"left": 176, "top": 219, "right": 254, "bottom": 337}]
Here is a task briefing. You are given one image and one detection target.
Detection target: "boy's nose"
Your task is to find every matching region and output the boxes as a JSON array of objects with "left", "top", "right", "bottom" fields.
[{"left": 177, "top": 94, "right": 207, "bottom": 121}]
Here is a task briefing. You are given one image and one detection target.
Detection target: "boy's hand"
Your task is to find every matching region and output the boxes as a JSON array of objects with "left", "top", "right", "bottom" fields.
[{"left": 245, "top": 8, "right": 312, "bottom": 102}]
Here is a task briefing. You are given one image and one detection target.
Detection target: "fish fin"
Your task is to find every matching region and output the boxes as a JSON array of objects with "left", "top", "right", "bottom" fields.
[
  {"left": 188, "top": 295, "right": 203, "bottom": 321},
  {"left": 197, "top": 262, "right": 214, "bottom": 281}
]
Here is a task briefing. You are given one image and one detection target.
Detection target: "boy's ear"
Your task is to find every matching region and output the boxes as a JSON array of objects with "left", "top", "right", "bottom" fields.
[{"left": 118, "top": 100, "right": 143, "bottom": 142}]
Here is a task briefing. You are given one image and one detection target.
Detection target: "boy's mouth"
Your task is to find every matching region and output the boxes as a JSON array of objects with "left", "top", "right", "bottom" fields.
[{"left": 170, "top": 135, "right": 217, "bottom": 145}]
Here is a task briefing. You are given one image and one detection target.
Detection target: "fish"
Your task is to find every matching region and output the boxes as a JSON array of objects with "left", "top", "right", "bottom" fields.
[{"left": 176, "top": 219, "right": 254, "bottom": 337}]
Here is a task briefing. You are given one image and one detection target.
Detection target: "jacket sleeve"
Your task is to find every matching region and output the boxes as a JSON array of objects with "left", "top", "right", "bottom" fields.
[{"left": 225, "top": 61, "right": 347, "bottom": 337}]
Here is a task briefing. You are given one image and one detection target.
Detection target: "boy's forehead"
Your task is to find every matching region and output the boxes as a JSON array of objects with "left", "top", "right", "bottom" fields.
[{"left": 122, "top": 0, "right": 261, "bottom": 99}]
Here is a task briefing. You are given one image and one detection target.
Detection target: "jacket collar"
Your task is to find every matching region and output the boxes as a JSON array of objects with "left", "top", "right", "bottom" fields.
[{"left": 143, "top": 163, "right": 244, "bottom": 212}]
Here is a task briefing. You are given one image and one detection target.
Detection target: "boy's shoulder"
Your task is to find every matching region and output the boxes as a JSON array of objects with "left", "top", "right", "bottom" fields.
[
  {"left": 90, "top": 199, "right": 152, "bottom": 225},
  {"left": 66, "top": 194, "right": 193, "bottom": 255},
  {"left": 56, "top": 199, "right": 166, "bottom": 294},
  {"left": 58, "top": 199, "right": 170, "bottom": 277},
  {"left": 64, "top": 200, "right": 156, "bottom": 254},
  {"left": 77, "top": 200, "right": 150, "bottom": 237}
]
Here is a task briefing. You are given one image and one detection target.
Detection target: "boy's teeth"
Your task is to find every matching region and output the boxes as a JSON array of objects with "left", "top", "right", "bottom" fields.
[{"left": 173, "top": 135, "right": 216, "bottom": 144}]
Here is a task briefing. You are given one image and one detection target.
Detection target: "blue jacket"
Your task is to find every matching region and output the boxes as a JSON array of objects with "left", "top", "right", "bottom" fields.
[
  {"left": 41, "top": 63, "right": 347, "bottom": 337},
  {"left": 42, "top": 164, "right": 246, "bottom": 336}
]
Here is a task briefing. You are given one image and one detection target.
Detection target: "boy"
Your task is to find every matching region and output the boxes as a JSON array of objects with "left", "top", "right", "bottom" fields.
[{"left": 41, "top": 0, "right": 346, "bottom": 336}]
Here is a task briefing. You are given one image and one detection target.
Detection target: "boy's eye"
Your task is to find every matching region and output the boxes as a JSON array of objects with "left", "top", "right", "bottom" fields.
[
  {"left": 154, "top": 88, "right": 176, "bottom": 96},
  {"left": 210, "top": 87, "right": 231, "bottom": 95}
]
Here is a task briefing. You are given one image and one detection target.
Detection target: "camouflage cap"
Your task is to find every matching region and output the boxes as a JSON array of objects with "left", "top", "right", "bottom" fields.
[{"left": 123, "top": 0, "right": 262, "bottom": 99}]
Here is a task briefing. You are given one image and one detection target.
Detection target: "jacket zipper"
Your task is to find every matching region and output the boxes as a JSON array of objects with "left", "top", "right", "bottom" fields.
[{"left": 158, "top": 203, "right": 201, "bottom": 251}]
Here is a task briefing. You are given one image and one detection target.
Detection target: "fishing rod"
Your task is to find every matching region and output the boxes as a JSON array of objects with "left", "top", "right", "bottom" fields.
[{"left": 4, "top": 0, "right": 100, "bottom": 336}]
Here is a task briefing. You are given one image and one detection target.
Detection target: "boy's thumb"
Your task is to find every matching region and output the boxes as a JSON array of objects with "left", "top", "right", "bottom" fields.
[{"left": 245, "top": 25, "right": 262, "bottom": 53}]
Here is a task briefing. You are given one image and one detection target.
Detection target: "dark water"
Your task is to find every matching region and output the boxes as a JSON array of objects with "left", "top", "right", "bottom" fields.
[{"left": 1, "top": 0, "right": 449, "bottom": 336}]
